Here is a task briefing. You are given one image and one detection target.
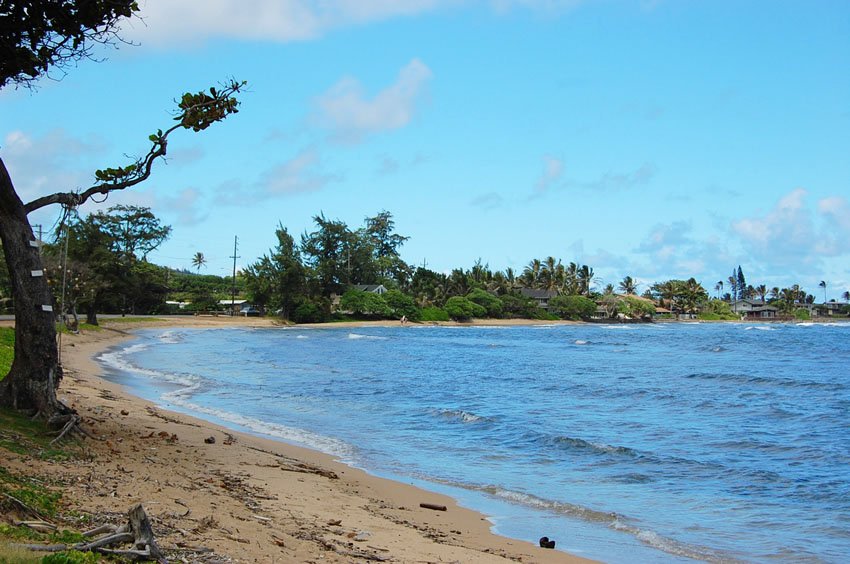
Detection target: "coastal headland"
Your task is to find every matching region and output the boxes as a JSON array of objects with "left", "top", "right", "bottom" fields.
[{"left": 1, "top": 316, "right": 594, "bottom": 563}]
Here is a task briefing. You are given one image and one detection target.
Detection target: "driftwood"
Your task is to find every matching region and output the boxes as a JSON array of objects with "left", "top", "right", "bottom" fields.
[
  {"left": 14, "top": 503, "right": 166, "bottom": 562},
  {"left": 3, "top": 492, "right": 44, "bottom": 519},
  {"left": 419, "top": 502, "right": 448, "bottom": 512}
]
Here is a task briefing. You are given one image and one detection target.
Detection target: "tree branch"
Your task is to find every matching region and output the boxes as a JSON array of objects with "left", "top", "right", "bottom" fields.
[{"left": 23, "top": 79, "right": 245, "bottom": 214}]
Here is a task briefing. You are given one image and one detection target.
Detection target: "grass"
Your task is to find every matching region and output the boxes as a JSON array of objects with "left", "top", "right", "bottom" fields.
[
  {"left": 0, "top": 327, "right": 13, "bottom": 381},
  {"left": 0, "top": 409, "right": 85, "bottom": 462},
  {"left": 0, "top": 410, "right": 96, "bottom": 563}
]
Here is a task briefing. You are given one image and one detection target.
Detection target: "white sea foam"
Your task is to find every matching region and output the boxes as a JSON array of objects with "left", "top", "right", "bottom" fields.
[
  {"left": 744, "top": 326, "right": 775, "bottom": 331},
  {"left": 98, "top": 343, "right": 200, "bottom": 390},
  {"left": 296, "top": 334, "right": 309, "bottom": 339},
  {"left": 574, "top": 340, "right": 589, "bottom": 345},
  {"left": 163, "top": 397, "right": 354, "bottom": 460},
  {"left": 600, "top": 325, "right": 634, "bottom": 330},
  {"left": 347, "top": 333, "right": 388, "bottom": 340},
  {"left": 157, "top": 330, "right": 183, "bottom": 344}
]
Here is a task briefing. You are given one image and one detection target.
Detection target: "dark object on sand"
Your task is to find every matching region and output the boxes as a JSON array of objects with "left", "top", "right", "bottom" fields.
[
  {"left": 204, "top": 436, "right": 216, "bottom": 444},
  {"left": 539, "top": 536, "right": 556, "bottom": 549},
  {"left": 419, "top": 502, "right": 447, "bottom": 511}
]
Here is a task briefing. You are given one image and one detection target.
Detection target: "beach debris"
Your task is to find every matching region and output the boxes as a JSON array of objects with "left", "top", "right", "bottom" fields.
[
  {"left": 351, "top": 531, "right": 371, "bottom": 542},
  {"left": 327, "top": 519, "right": 342, "bottom": 526},
  {"left": 539, "top": 536, "right": 556, "bottom": 549},
  {"left": 13, "top": 503, "right": 166, "bottom": 563},
  {"left": 16, "top": 520, "right": 57, "bottom": 533},
  {"left": 419, "top": 502, "right": 448, "bottom": 512},
  {"left": 204, "top": 436, "right": 216, "bottom": 444},
  {"left": 121, "top": 409, "right": 129, "bottom": 415},
  {"left": 3, "top": 493, "right": 44, "bottom": 520}
]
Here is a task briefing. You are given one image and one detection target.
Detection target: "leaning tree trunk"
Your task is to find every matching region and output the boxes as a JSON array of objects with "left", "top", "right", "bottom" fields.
[{"left": 0, "top": 157, "right": 67, "bottom": 418}]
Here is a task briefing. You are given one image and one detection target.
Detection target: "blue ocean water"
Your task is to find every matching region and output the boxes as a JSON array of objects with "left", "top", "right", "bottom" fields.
[{"left": 97, "top": 322, "right": 850, "bottom": 563}]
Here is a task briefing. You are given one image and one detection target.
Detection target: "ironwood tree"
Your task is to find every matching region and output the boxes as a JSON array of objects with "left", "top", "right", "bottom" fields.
[{"left": 0, "top": 1, "right": 245, "bottom": 419}]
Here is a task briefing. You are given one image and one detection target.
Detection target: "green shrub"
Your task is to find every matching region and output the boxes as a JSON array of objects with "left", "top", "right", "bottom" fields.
[
  {"left": 548, "top": 295, "right": 596, "bottom": 320},
  {"left": 793, "top": 308, "right": 811, "bottom": 320},
  {"left": 444, "top": 296, "right": 486, "bottom": 321},
  {"left": 292, "top": 299, "right": 330, "bottom": 323},
  {"left": 419, "top": 307, "right": 450, "bottom": 322},
  {"left": 698, "top": 299, "right": 737, "bottom": 320},
  {"left": 339, "top": 289, "right": 391, "bottom": 318},
  {"left": 383, "top": 290, "right": 420, "bottom": 321},
  {"left": 466, "top": 288, "right": 503, "bottom": 318}
]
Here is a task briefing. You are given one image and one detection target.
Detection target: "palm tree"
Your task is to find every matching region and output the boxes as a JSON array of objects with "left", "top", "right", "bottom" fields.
[
  {"left": 578, "top": 265, "right": 594, "bottom": 296},
  {"left": 819, "top": 280, "right": 827, "bottom": 303},
  {"left": 769, "top": 287, "right": 780, "bottom": 302},
  {"left": 619, "top": 276, "right": 638, "bottom": 295},
  {"left": 714, "top": 280, "right": 724, "bottom": 299},
  {"left": 191, "top": 251, "right": 207, "bottom": 272},
  {"left": 521, "top": 259, "right": 542, "bottom": 288},
  {"left": 755, "top": 284, "right": 767, "bottom": 303},
  {"left": 842, "top": 290, "right": 850, "bottom": 303}
]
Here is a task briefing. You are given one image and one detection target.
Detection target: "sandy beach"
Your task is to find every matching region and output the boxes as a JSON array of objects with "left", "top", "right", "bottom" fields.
[{"left": 3, "top": 316, "right": 594, "bottom": 563}]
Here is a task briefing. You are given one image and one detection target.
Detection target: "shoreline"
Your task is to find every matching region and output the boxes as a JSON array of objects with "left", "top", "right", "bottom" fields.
[{"left": 9, "top": 317, "right": 596, "bottom": 563}]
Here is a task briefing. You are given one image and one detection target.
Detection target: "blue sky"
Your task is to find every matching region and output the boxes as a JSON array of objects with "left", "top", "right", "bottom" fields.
[{"left": 1, "top": 0, "right": 848, "bottom": 298}]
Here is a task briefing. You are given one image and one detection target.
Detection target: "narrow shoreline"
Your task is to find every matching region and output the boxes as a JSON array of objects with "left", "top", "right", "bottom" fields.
[{"left": 10, "top": 317, "right": 597, "bottom": 563}]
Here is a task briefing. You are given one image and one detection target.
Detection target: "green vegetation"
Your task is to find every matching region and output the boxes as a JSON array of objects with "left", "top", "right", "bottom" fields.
[
  {"left": 548, "top": 295, "right": 597, "bottom": 320},
  {"left": 0, "top": 409, "right": 84, "bottom": 461},
  {"left": 419, "top": 307, "right": 450, "bottom": 322},
  {"left": 0, "top": 327, "right": 12, "bottom": 379},
  {"left": 698, "top": 299, "right": 739, "bottom": 321},
  {"left": 26, "top": 205, "right": 846, "bottom": 325}
]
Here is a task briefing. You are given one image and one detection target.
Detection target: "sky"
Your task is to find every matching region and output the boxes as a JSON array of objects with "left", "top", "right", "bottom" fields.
[{"left": 1, "top": 0, "right": 848, "bottom": 299}]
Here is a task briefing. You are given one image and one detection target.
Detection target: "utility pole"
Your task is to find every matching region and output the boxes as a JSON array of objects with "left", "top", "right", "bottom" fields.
[{"left": 230, "top": 236, "right": 240, "bottom": 316}]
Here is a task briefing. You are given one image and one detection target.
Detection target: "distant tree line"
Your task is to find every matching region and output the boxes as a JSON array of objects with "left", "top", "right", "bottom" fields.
[{"left": 2, "top": 210, "right": 847, "bottom": 323}]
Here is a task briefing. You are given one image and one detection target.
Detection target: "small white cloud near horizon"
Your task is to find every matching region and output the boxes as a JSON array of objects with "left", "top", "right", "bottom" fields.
[
  {"left": 314, "top": 59, "right": 433, "bottom": 143},
  {"left": 732, "top": 188, "right": 849, "bottom": 272},
  {"left": 531, "top": 155, "right": 564, "bottom": 197}
]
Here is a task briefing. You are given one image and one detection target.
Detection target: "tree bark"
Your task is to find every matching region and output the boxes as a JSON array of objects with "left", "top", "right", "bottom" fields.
[{"left": 0, "top": 157, "right": 67, "bottom": 417}]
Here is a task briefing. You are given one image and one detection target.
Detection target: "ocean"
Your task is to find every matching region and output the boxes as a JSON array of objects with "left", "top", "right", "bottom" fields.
[{"left": 97, "top": 322, "right": 850, "bottom": 563}]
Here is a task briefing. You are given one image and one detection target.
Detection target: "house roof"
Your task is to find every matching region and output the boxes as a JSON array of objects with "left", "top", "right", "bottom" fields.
[
  {"left": 518, "top": 288, "right": 558, "bottom": 299},
  {"left": 219, "top": 299, "right": 248, "bottom": 305},
  {"left": 353, "top": 284, "right": 387, "bottom": 293}
]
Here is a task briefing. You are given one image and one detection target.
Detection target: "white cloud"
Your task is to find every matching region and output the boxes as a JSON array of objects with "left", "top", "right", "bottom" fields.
[
  {"left": 532, "top": 161, "right": 657, "bottom": 198},
  {"left": 156, "top": 187, "right": 208, "bottom": 226},
  {"left": 314, "top": 59, "right": 433, "bottom": 143},
  {"left": 127, "top": 1, "right": 584, "bottom": 46},
  {"left": 1, "top": 129, "right": 105, "bottom": 203},
  {"left": 579, "top": 162, "right": 657, "bottom": 192},
  {"left": 532, "top": 155, "right": 564, "bottom": 197},
  {"left": 127, "top": 0, "right": 448, "bottom": 46},
  {"left": 263, "top": 148, "right": 339, "bottom": 195},
  {"left": 732, "top": 189, "right": 817, "bottom": 261},
  {"left": 732, "top": 188, "right": 849, "bottom": 272},
  {"left": 470, "top": 192, "right": 503, "bottom": 210},
  {"left": 818, "top": 196, "right": 850, "bottom": 234}
]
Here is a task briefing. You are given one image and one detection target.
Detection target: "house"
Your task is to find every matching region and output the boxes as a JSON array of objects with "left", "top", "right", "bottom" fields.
[
  {"left": 353, "top": 284, "right": 388, "bottom": 295},
  {"left": 518, "top": 288, "right": 558, "bottom": 310},
  {"left": 816, "top": 301, "right": 848, "bottom": 317},
  {"left": 729, "top": 299, "right": 778, "bottom": 319},
  {"left": 219, "top": 298, "right": 249, "bottom": 315}
]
